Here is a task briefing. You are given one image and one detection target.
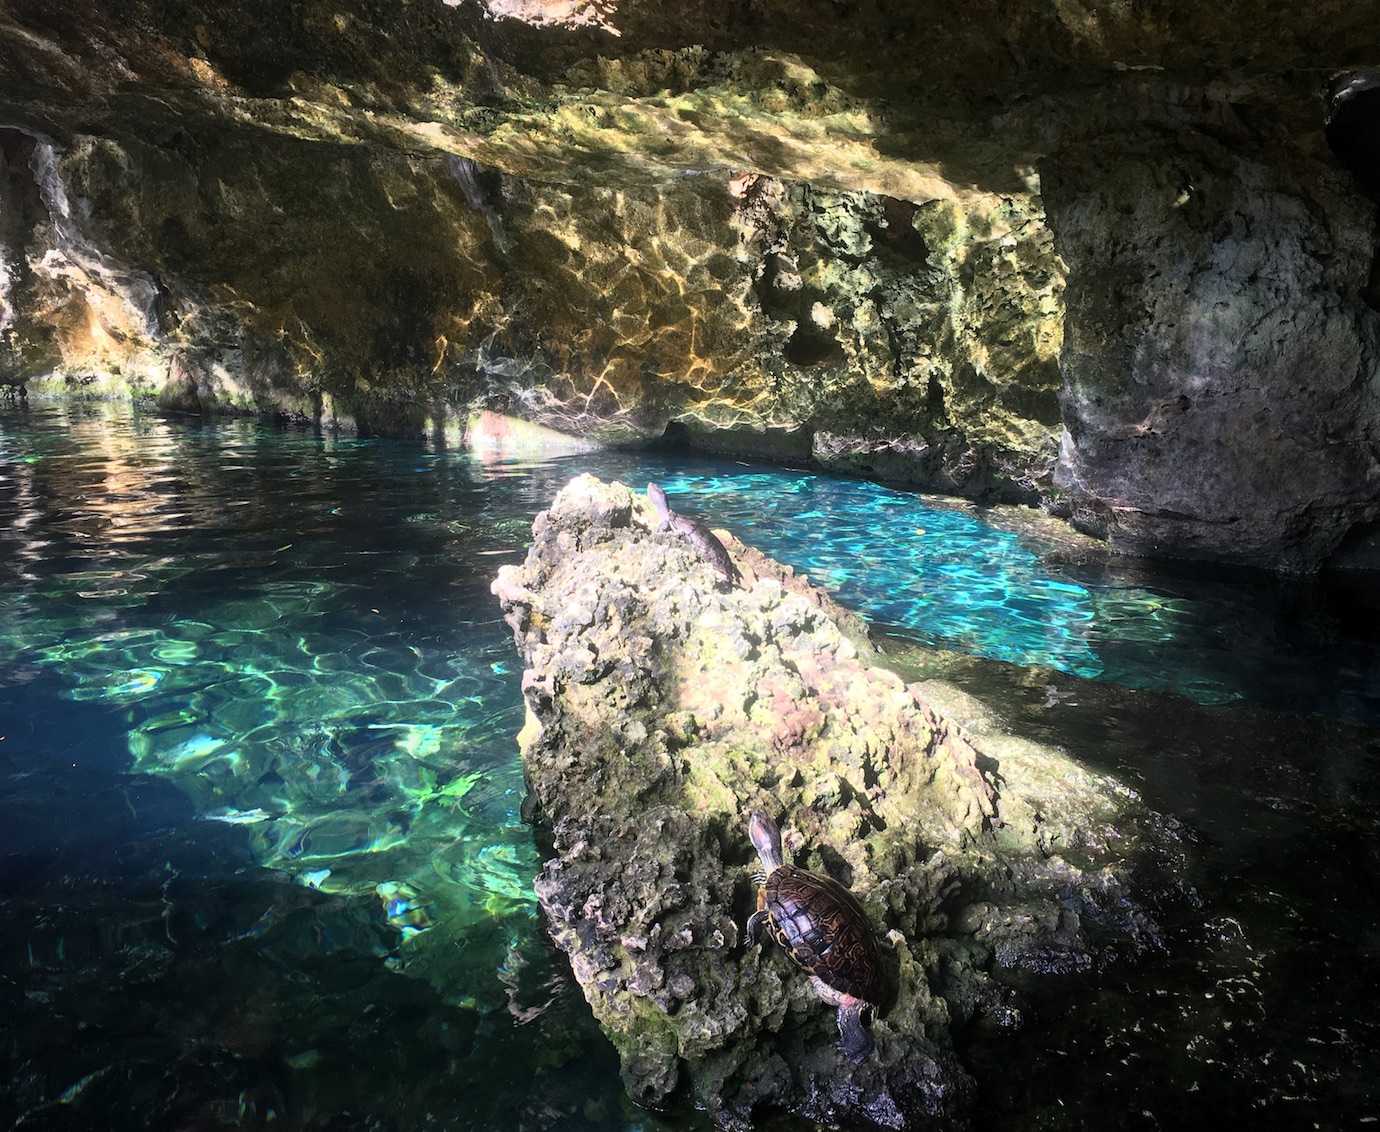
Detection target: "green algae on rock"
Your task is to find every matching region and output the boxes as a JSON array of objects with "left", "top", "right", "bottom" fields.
[{"left": 492, "top": 475, "right": 1187, "bottom": 1128}]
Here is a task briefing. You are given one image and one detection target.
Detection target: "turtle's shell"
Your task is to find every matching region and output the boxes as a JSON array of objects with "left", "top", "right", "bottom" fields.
[{"left": 764, "top": 864, "right": 884, "bottom": 1005}]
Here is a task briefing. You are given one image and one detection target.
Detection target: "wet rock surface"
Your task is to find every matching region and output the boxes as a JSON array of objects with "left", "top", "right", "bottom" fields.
[
  {"left": 493, "top": 476, "right": 1188, "bottom": 1128},
  {"left": 1, "top": 3, "right": 1378, "bottom": 566}
]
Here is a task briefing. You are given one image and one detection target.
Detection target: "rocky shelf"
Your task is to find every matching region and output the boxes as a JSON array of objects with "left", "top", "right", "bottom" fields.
[{"left": 492, "top": 475, "right": 1189, "bottom": 1129}]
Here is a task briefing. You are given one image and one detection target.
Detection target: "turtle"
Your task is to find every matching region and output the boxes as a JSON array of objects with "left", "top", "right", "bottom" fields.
[
  {"left": 745, "top": 810, "right": 886, "bottom": 1060},
  {"left": 646, "top": 482, "right": 740, "bottom": 588}
]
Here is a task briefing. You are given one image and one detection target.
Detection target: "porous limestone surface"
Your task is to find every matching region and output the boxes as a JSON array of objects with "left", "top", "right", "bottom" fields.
[{"left": 493, "top": 475, "right": 1185, "bottom": 1128}]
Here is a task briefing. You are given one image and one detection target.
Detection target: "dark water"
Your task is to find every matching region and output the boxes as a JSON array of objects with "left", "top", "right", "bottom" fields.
[{"left": 1, "top": 404, "right": 1377, "bottom": 1129}]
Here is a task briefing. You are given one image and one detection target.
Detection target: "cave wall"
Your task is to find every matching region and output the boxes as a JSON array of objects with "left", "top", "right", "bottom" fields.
[
  {"left": 1, "top": 115, "right": 1064, "bottom": 498},
  {"left": 0, "top": 0, "right": 1377, "bottom": 568},
  {"left": 1044, "top": 127, "right": 1380, "bottom": 569},
  {"left": 0, "top": 128, "right": 163, "bottom": 392}
]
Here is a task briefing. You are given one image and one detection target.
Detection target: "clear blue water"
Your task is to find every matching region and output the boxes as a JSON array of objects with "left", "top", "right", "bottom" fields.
[
  {"left": 2, "top": 403, "right": 1378, "bottom": 1129},
  {"left": 633, "top": 470, "right": 1380, "bottom": 722}
]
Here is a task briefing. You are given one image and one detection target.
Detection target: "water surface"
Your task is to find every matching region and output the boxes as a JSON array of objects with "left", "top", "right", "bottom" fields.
[{"left": 2, "top": 404, "right": 1377, "bottom": 1129}]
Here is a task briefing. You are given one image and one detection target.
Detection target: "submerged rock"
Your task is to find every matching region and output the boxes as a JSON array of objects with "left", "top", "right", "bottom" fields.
[{"left": 493, "top": 476, "right": 1186, "bottom": 1128}]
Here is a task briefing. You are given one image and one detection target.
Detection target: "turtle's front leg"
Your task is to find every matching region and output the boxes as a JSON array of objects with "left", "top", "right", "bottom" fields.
[{"left": 745, "top": 887, "right": 769, "bottom": 947}]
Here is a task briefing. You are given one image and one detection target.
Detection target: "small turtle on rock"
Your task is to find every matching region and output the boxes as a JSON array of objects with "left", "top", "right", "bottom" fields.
[
  {"left": 646, "top": 482, "right": 740, "bottom": 588},
  {"left": 746, "top": 810, "right": 886, "bottom": 1060}
]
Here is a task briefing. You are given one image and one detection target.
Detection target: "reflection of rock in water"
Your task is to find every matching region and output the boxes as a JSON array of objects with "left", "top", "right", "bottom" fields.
[
  {"left": 498, "top": 936, "right": 569, "bottom": 1024},
  {"left": 493, "top": 475, "right": 1191, "bottom": 1129}
]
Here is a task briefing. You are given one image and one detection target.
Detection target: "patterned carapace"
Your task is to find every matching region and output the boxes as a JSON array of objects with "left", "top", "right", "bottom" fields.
[{"left": 761, "top": 864, "right": 884, "bottom": 1004}]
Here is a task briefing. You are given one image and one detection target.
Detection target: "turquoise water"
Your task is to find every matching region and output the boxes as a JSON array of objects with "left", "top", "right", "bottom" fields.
[
  {"left": 640, "top": 470, "right": 1380, "bottom": 719},
  {"left": 2, "top": 404, "right": 1378, "bottom": 1129}
]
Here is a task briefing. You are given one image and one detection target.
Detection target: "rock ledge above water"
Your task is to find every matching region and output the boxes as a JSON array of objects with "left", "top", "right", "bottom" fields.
[{"left": 492, "top": 475, "right": 1185, "bottom": 1128}]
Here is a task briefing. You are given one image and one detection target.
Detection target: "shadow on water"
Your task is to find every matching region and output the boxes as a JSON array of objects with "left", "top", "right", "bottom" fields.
[
  {"left": 2, "top": 402, "right": 1380, "bottom": 1129},
  {"left": 883, "top": 642, "right": 1380, "bottom": 1129}
]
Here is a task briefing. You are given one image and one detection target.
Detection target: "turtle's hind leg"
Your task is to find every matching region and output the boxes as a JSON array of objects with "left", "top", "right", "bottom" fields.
[
  {"left": 835, "top": 999, "right": 875, "bottom": 1062},
  {"left": 810, "top": 977, "right": 875, "bottom": 1062}
]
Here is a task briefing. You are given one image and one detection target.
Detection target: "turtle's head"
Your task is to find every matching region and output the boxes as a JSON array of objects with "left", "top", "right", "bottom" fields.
[
  {"left": 646, "top": 482, "right": 670, "bottom": 518},
  {"left": 747, "top": 810, "right": 784, "bottom": 873}
]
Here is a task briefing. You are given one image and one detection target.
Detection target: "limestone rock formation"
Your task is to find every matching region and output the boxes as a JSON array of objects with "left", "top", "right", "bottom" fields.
[
  {"left": 492, "top": 476, "right": 1184, "bottom": 1128},
  {"left": 1044, "top": 128, "right": 1380, "bottom": 570},
  {"left": 1, "top": 2, "right": 1377, "bottom": 566}
]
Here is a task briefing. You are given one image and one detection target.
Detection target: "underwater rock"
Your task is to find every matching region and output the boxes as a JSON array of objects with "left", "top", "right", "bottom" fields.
[{"left": 493, "top": 475, "right": 1186, "bottom": 1128}]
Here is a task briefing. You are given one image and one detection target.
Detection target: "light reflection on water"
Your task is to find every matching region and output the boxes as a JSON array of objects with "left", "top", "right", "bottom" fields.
[
  {"left": 584, "top": 467, "right": 1379, "bottom": 718},
  {"left": 1, "top": 403, "right": 1378, "bottom": 1129},
  {"left": 0, "top": 406, "right": 643, "bottom": 1131}
]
